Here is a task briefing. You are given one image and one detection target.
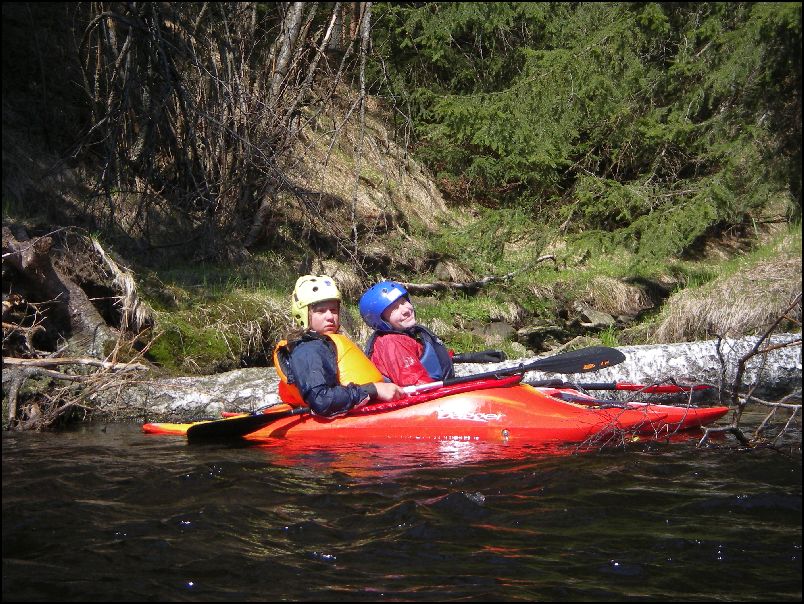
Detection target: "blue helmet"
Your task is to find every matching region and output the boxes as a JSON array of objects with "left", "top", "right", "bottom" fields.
[{"left": 359, "top": 280, "right": 410, "bottom": 331}]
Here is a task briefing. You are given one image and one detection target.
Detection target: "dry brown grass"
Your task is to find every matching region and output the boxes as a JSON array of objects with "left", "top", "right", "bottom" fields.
[
  {"left": 287, "top": 89, "right": 454, "bottom": 237},
  {"left": 580, "top": 276, "right": 653, "bottom": 317},
  {"left": 488, "top": 301, "right": 528, "bottom": 325},
  {"left": 90, "top": 237, "right": 155, "bottom": 334},
  {"left": 652, "top": 255, "right": 802, "bottom": 343}
]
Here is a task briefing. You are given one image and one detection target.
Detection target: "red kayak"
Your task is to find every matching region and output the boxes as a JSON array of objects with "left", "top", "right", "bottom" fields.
[{"left": 142, "top": 376, "right": 729, "bottom": 445}]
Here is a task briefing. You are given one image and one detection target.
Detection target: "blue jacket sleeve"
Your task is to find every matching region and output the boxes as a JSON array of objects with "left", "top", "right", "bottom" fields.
[{"left": 287, "top": 339, "right": 373, "bottom": 417}]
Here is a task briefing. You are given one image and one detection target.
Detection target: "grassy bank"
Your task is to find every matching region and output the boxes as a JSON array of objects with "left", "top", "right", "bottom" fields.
[{"left": 135, "top": 211, "right": 800, "bottom": 375}]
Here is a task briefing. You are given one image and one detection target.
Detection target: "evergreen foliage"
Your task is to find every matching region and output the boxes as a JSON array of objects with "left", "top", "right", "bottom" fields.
[{"left": 370, "top": 2, "right": 802, "bottom": 264}]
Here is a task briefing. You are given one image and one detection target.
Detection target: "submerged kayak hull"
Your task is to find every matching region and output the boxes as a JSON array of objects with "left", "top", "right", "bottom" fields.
[{"left": 143, "top": 382, "right": 728, "bottom": 445}]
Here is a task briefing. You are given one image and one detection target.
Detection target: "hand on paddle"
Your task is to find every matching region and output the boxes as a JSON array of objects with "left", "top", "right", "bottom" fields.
[
  {"left": 353, "top": 381, "right": 406, "bottom": 409},
  {"left": 372, "top": 381, "right": 407, "bottom": 401}
]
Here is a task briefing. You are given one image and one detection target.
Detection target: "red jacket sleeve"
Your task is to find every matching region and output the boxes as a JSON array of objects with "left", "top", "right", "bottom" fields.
[{"left": 370, "top": 333, "right": 433, "bottom": 386}]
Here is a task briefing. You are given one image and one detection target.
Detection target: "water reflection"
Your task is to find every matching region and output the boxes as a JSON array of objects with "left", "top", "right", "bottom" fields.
[
  {"left": 246, "top": 437, "right": 579, "bottom": 478},
  {"left": 3, "top": 422, "right": 801, "bottom": 602}
]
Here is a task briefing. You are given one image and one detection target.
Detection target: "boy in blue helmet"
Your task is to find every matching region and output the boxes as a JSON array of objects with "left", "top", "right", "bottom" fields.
[{"left": 359, "top": 281, "right": 506, "bottom": 386}]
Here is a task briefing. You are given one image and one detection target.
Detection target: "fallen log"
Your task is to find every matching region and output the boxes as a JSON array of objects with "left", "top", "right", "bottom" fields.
[
  {"left": 83, "top": 333, "right": 801, "bottom": 423},
  {"left": 504, "top": 334, "right": 802, "bottom": 399},
  {"left": 104, "top": 367, "right": 283, "bottom": 423}
]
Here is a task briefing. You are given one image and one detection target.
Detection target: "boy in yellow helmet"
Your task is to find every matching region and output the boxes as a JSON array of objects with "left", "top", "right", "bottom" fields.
[{"left": 273, "top": 275, "right": 404, "bottom": 416}]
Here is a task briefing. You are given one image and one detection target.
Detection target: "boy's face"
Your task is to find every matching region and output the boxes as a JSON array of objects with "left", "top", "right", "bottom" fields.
[
  {"left": 309, "top": 300, "right": 340, "bottom": 334},
  {"left": 381, "top": 296, "right": 416, "bottom": 330}
]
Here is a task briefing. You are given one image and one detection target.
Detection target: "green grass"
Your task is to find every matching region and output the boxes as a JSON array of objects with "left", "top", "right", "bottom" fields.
[
  {"left": 130, "top": 208, "right": 800, "bottom": 375},
  {"left": 720, "top": 222, "right": 802, "bottom": 276},
  {"left": 147, "top": 313, "right": 237, "bottom": 373},
  {"left": 151, "top": 252, "right": 298, "bottom": 296},
  {"left": 598, "top": 326, "right": 620, "bottom": 347},
  {"left": 415, "top": 294, "right": 501, "bottom": 325}
]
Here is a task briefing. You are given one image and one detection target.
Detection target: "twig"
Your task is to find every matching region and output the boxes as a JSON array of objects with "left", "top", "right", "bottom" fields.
[
  {"left": 401, "top": 255, "right": 557, "bottom": 293},
  {"left": 2, "top": 356, "right": 148, "bottom": 371},
  {"left": 699, "top": 424, "right": 752, "bottom": 447},
  {"left": 731, "top": 294, "right": 802, "bottom": 417}
]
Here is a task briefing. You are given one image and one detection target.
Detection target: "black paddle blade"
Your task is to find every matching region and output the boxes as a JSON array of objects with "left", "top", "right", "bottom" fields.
[
  {"left": 529, "top": 346, "right": 626, "bottom": 374},
  {"left": 186, "top": 407, "right": 309, "bottom": 442},
  {"left": 441, "top": 345, "right": 628, "bottom": 388}
]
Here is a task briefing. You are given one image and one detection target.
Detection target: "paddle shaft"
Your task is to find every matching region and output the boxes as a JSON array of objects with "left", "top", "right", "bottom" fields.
[
  {"left": 404, "top": 346, "right": 626, "bottom": 395},
  {"left": 186, "top": 406, "right": 310, "bottom": 442},
  {"left": 529, "top": 379, "right": 713, "bottom": 394}
]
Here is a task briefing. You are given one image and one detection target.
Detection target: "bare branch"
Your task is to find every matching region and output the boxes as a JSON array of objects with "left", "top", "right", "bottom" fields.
[
  {"left": 709, "top": 292, "right": 803, "bottom": 448},
  {"left": 2, "top": 356, "right": 148, "bottom": 372},
  {"left": 401, "top": 256, "right": 557, "bottom": 293}
]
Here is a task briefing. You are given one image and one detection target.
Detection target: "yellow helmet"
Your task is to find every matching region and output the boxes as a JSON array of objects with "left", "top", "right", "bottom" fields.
[{"left": 291, "top": 274, "right": 341, "bottom": 328}]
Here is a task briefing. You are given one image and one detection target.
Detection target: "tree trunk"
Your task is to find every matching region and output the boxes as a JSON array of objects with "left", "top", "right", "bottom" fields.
[
  {"left": 2, "top": 226, "right": 119, "bottom": 358},
  {"left": 270, "top": 2, "right": 305, "bottom": 101}
]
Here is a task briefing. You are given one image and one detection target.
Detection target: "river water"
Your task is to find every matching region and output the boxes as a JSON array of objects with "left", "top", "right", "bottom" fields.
[{"left": 3, "top": 418, "right": 801, "bottom": 602}]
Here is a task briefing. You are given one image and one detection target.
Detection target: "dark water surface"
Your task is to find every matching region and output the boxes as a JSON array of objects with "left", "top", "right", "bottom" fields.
[{"left": 3, "top": 421, "right": 801, "bottom": 602}]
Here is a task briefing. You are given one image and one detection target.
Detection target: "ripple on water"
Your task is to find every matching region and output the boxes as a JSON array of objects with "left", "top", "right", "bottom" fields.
[{"left": 2, "top": 424, "right": 801, "bottom": 601}]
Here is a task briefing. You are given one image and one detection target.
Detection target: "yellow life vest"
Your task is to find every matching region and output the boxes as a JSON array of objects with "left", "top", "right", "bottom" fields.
[{"left": 273, "top": 333, "right": 383, "bottom": 406}]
